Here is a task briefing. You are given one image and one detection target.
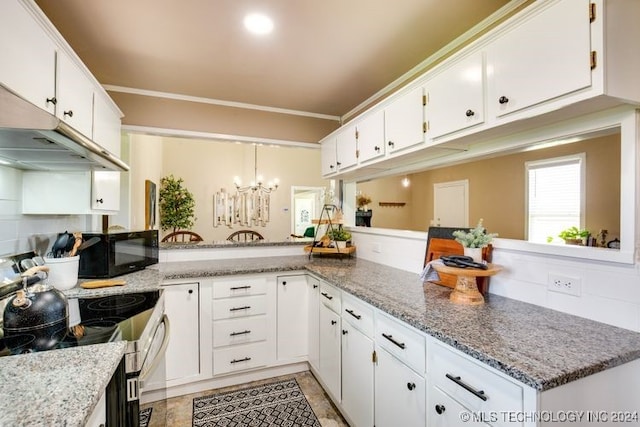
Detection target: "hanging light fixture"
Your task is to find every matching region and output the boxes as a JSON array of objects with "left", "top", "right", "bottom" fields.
[{"left": 214, "top": 144, "right": 279, "bottom": 228}]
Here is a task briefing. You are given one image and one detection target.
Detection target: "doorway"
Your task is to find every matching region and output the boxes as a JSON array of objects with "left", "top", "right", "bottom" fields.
[
  {"left": 433, "top": 180, "right": 469, "bottom": 227},
  {"left": 291, "top": 186, "right": 325, "bottom": 237}
]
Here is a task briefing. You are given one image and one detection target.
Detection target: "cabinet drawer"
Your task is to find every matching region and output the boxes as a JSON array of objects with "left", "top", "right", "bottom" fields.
[
  {"left": 212, "top": 295, "right": 267, "bottom": 320},
  {"left": 319, "top": 282, "right": 341, "bottom": 313},
  {"left": 342, "top": 293, "right": 374, "bottom": 338},
  {"left": 428, "top": 338, "right": 523, "bottom": 427},
  {"left": 212, "top": 276, "right": 267, "bottom": 299},
  {"left": 213, "top": 315, "right": 268, "bottom": 348},
  {"left": 213, "top": 341, "right": 268, "bottom": 375},
  {"left": 429, "top": 384, "right": 490, "bottom": 427},
  {"left": 375, "top": 312, "right": 426, "bottom": 374}
]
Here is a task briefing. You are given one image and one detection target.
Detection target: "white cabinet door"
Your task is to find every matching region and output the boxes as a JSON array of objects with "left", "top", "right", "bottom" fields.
[
  {"left": 92, "top": 92, "right": 122, "bottom": 157},
  {"left": 375, "top": 346, "right": 426, "bottom": 427},
  {"left": 341, "top": 322, "right": 374, "bottom": 427},
  {"left": 164, "top": 282, "right": 200, "bottom": 382},
  {"left": 335, "top": 125, "right": 358, "bottom": 171},
  {"left": 319, "top": 303, "right": 341, "bottom": 401},
  {"left": 321, "top": 137, "right": 337, "bottom": 176},
  {"left": 0, "top": 0, "right": 56, "bottom": 113},
  {"left": 56, "top": 51, "right": 95, "bottom": 138},
  {"left": 428, "top": 385, "right": 490, "bottom": 427},
  {"left": 424, "top": 52, "right": 484, "bottom": 139},
  {"left": 384, "top": 86, "right": 425, "bottom": 154},
  {"left": 276, "top": 275, "right": 308, "bottom": 360},
  {"left": 307, "top": 276, "right": 320, "bottom": 372},
  {"left": 91, "top": 171, "right": 120, "bottom": 212},
  {"left": 486, "top": 0, "right": 591, "bottom": 118},
  {"left": 357, "top": 109, "right": 385, "bottom": 163}
]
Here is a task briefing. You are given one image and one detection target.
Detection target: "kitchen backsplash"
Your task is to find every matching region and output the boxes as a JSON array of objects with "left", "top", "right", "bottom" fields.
[
  {"left": 0, "top": 166, "right": 87, "bottom": 257},
  {"left": 351, "top": 228, "right": 640, "bottom": 333}
]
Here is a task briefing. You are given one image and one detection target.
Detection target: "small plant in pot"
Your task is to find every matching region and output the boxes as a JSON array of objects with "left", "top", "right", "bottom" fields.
[
  {"left": 452, "top": 219, "right": 498, "bottom": 263},
  {"left": 558, "top": 226, "right": 590, "bottom": 245},
  {"left": 327, "top": 228, "right": 352, "bottom": 249}
]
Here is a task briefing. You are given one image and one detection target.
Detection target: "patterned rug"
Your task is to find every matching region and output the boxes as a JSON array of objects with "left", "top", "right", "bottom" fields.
[
  {"left": 192, "top": 378, "right": 321, "bottom": 427},
  {"left": 139, "top": 407, "right": 152, "bottom": 427}
]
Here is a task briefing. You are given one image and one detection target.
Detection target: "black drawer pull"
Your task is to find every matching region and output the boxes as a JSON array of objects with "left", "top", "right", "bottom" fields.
[
  {"left": 342, "top": 329, "right": 348, "bottom": 335},
  {"left": 446, "top": 374, "right": 487, "bottom": 401},
  {"left": 230, "top": 357, "right": 251, "bottom": 364},
  {"left": 230, "top": 330, "right": 251, "bottom": 336},
  {"left": 435, "top": 404, "right": 446, "bottom": 415},
  {"left": 345, "top": 309, "right": 361, "bottom": 320},
  {"left": 407, "top": 382, "right": 416, "bottom": 391},
  {"left": 321, "top": 292, "right": 333, "bottom": 300},
  {"left": 331, "top": 320, "right": 337, "bottom": 325},
  {"left": 313, "top": 284, "right": 318, "bottom": 289},
  {"left": 230, "top": 306, "right": 251, "bottom": 312},
  {"left": 230, "top": 285, "right": 251, "bottom": 290},
  {"left": 381, "top": 333, "right": 406, "bottom": 349},
  {"left": 465, "top": 109, "right": 475, "bottom": 117},
  {"left": 498, "top": 95, "right": 509, "bottom": 104}
]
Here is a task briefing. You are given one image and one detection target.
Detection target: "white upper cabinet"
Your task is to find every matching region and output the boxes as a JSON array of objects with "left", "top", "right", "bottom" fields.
[
  {"left": 424, "top": 52, "right": 484, "bottom": 139},
  {"left": 320, "top": 136, "right": 337, "bottom": 177},
  {"left": 486, "top": 0, "right": 592, "bottom": 119},
  {"left": 91, "top": 171, "right": 120, "bottom": 211},
  {"left": 93, "top": 93, "right": 122, "bottom": 157},
  {"left": 356, "top": 109, "right": 385, "bottom": 163},
  {"left": 335, "top": 124, "right": 358, "bottom": 171},
  {"left": 0, "top": 0, "right": 56, "bottom": 113},
  {"left": 56, "top": 51, "right": 95, "bottom": 139},
  {"left": 384, "top": 86, "right": 425, "bottom": 154}
]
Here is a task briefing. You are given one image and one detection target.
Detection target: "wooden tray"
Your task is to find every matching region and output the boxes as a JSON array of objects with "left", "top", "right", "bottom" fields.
[{"left": 304, "top": 245, "right": 356, "bottom": 255}]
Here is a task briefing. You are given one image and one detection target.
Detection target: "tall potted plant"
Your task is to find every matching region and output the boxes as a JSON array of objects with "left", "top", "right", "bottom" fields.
[
  {"left": 452, "top": 219, "right": 498, "bottom": 262},
  {"left": 159, "top": 175, "right": 196, "bottom": 236}
]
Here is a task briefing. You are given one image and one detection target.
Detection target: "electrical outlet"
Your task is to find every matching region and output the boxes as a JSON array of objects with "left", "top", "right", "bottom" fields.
[{"left": 548, "top": 273, "right": 581, "bottom": 296}]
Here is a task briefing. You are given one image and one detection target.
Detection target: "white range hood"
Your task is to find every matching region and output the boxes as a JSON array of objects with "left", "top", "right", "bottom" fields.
[{"left": 0, "top": 85, "right": 129, "bottom": 172}]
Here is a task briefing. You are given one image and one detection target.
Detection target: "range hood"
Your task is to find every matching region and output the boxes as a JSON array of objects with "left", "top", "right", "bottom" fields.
[{"left": 0, "top": 85, "right": 129, "bottom": 172}]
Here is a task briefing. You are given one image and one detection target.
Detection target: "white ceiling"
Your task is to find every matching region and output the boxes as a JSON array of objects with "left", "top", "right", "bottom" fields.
[{"left": 35, "top": 0, "right": 514, "bottom": 119}]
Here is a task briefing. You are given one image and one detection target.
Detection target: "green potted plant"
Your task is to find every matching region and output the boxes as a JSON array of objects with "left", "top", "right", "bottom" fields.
[
  {"left": 159, "top": 175, "right": 197, "bottom": 239},
  {"left": 327, "top": 228, "right": 352, "bottom": 249},
  {"left": 452, "top": 219, "right": 498, "bottom": 262},
  {"left": 558, "top": 226, "right": 590, "bottom": 245}
]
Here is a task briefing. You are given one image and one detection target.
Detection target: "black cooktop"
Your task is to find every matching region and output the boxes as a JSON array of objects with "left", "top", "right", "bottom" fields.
[{"left": 1, "top": 290, "right": 160, "bottom": 356}]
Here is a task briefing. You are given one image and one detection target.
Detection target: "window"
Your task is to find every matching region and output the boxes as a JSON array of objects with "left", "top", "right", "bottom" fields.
[{"left": 525, "top": 154, "right": 585, "bottom": 243}]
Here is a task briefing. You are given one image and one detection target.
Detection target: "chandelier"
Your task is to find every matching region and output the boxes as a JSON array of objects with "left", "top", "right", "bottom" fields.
[{"left": 214, "top": 144, "right": 278, "bottom": 228}]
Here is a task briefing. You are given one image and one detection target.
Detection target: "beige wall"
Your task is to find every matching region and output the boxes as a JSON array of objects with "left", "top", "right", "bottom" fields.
[
  {"left": 158, "top": 137, "right": 328, "bottom": 242},
  {"left": 356, "top": 133, "right": 620, "bottom": 239},
  {"left": 357, "top": 176, "right": 413, "bottom": 229}
]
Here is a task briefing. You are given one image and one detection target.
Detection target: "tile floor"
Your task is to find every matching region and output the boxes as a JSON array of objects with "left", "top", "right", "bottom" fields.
[{"left": 142, "top": 371, "right": 349, "bottom": 426}]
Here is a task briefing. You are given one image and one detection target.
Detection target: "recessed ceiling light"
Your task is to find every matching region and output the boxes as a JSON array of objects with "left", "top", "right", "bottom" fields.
[{"left": 244, "top": 13, "right": 274, "bottom": 35}]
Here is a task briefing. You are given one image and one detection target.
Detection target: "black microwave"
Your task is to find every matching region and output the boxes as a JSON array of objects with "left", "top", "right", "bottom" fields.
[{"left": 78, "top": 230, "right": 159, "bottom": 278}]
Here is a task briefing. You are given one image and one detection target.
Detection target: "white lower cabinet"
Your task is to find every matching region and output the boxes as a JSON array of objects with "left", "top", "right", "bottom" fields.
[
  {"left": 164, "top": 282, "right": 200, "bottom": 383},
  {"left": 374, "top": 346, "right": 426, "bottom": 427},
  {"left": 307, "top": 276, "right": 320, "bottom": 371},
  {"left": 276, "top": 275, "right": 308, "bottom": 361},
  {"left": 341, "top": 321, "right": 374, "bottom": 427},
  {"left": 319, "top": 302, "right": 342, "bottom": 401}
]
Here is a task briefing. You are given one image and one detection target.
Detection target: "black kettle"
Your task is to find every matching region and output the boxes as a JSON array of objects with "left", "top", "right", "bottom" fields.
[{"left": 2, "top": 266, "right": 69, "bottom": 354}]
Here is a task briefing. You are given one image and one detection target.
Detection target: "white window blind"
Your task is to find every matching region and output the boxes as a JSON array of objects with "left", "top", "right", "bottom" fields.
[{"left": 526, "top": 154, "right": 585, "bottom": 243}]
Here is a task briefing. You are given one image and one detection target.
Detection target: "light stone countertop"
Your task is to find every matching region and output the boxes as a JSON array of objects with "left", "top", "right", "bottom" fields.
[{"left": 0, "top": 341, "right": 126, "bottom": 427}]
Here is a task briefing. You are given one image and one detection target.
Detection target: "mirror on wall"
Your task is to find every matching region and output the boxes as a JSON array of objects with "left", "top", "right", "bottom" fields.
[{"left": 353, "top": 131, "right": 621, "bottom": 246}]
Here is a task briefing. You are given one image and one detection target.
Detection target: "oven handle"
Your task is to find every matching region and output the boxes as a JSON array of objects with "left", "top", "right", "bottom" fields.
[{"left": 139, "top": 314, "right": 171, "bottom": 383}]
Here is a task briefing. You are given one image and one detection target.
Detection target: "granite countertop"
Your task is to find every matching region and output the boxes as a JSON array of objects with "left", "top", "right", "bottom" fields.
[
  {"left": 157, "top": 255, "right": 640, "bottom": 392},
  {"left": 159, "top": 239, "right": 310, "bottom": 250},
  {"left": 0, "top": 342, "right": 126, "bottom": 426}
]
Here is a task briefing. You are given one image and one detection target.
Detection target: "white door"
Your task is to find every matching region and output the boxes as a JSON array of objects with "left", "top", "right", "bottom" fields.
[
  {"left": 276, "top": 275, "right": 308, "bottom": 360},
  {"left": 341, "top": 322, "right": 374, "bottom": 427},
  {"left": 433, "top": 180, "right": 469, "bottom": 227}
]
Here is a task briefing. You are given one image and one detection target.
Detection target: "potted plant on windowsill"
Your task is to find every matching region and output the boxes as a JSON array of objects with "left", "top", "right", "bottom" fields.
[
  {"left": 558, "top": 226, "right": 590, "bottom": 245},
  {"left": 452, "top": 219, "right": 498, "bottom": 263},
  {"left": 327, "top": 228, "right": 352, "bottom": 249}
]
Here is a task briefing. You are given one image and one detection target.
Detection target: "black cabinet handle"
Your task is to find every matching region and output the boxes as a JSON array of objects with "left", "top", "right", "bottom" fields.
[
  {"left": 374, "top": 146, "right": 380, "bottom": 152},
  {"left": 230, "top": 330, "right": 251, "bottom": 336},
  {"left": 95, "top": 198, "right": 103, "bottom": 204},
  {"left": 345, "top": 309, "right": 361, "bottom": 320},
  {"left": 465, "top": 109, "right": 475, "bottom": 117},
  {"left": 435, "top": 404, "right": 446, "bottom": 415},
  {"left": 230, "top": 306, "right": 251, "bottom": 312},
  {"left": 342, "top": 329, "right": 348, "bottom": 335},
  {"left": 321, "top": 292, "right": 333, "bottom": 300},
  {"left": 46, "top": 97, "right": 57, "bottom": 105},
  {"left": 381, "top": 333, "right": 406, "bottom": 349},
  {"left": 336, "top": 161, "right": 342, "bottom": 166},
  {"left": 313, "top": 284, "right": 318, "bottom": 289},
  {"left": 230, "top": 285, "right": 251, "bottom": 290},
  {"left": 188, "top": 289, "right": 193, "bottom": 294},
  {"left": 446, "top": 374, "right": 487, "bottom": 401},
  {"left": 331, "top": 320, "right": 337, "bottom": 325},
  {"left": 407, "top": 382, "right": 416, "bottom": 391},
  {"left": 329, "top": 164, "right": 334, "bottom": 169},
  {"left": 230, "top": 357, "right": 251, "bottom": 364},
  {"left": 282, "top": 281, "right": 287, "bottom": 286},
  {"left": 388, "top": 141, "right": 395, "bottom": 148},
  {"left": 63, "top": 110, "right": 74, "bottom": 118},
  {"left": 498, "top": 96, "right": 509, "bottom": 104}
]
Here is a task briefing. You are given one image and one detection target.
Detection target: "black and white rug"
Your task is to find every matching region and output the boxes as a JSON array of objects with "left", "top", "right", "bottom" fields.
[
  {"left": 139, "top": 407, "right": 152, "bottom": 427},
  {"left": 192, "top": 378, "right": 321, "bottom": 427}
]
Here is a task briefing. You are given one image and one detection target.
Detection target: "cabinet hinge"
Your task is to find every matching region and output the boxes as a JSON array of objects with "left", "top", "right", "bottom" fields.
[
  {"left": 355, "top": 129, "right": 359, "bottom": 140},
  {"left": 423, "top": 121, "right": 429, "bottom": 133},
  {"left": 423, "top": 94, "right": 427, "bottom": 106},
  {"left": 589, "top": 3, "right": 596, "bottom": 23},
  {"left": 356, "top": 149, "right": 360, "bottom": 158},
  {"left": 372, "top": 350, "right": 377, "bottom": 364},
  {"left": 590, "top": 51, "right": 597, "bottom": 70}
]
